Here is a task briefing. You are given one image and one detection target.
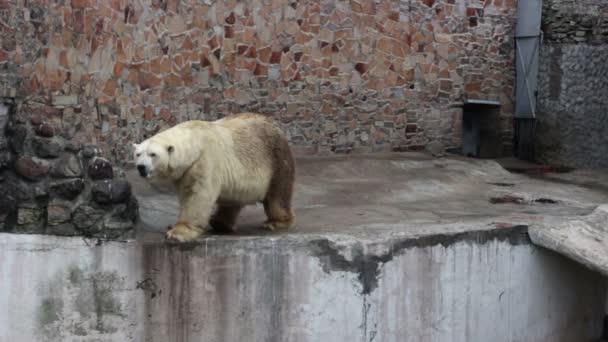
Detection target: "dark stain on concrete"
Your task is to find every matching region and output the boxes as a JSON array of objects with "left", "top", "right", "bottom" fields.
[
  {"left": 310, "top": 226, "right": 530, "bottom": 295},
  {"left": 38, "top": 297, "right": 63, "bottom": 326}
]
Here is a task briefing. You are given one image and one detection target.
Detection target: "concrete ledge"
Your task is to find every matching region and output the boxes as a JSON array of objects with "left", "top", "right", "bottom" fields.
[{"left": 1, "top": 226, "right": 605, "bottom": 342}]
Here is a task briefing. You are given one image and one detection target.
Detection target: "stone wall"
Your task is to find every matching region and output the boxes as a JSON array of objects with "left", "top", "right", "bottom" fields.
[
  {"left": 0, "top": 0, "right": 517, "bottom": 165},
  {"left": 536, "top": 0, "right": 608, "bottom": 168},
  {"left": 0, "top": 100, "right": 137, "bottom": 238}
]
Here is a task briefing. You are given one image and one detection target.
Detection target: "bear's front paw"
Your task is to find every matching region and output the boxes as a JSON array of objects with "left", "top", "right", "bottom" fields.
[{"left": 165, "top": 222, "right": 205, "bottom": 242}]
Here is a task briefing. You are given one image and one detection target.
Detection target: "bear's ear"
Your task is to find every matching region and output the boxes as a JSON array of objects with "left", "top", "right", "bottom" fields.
[
  {"left": 167, "top": 145, "right": 174, "bottom": 154},
  {"left": 132, "top": 143, "right": 138, "bottom": 149}
]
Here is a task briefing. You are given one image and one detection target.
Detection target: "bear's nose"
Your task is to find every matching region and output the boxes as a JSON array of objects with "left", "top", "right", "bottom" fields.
[{"left": 137, "top": 165, "right": 147, "bottom": 177}]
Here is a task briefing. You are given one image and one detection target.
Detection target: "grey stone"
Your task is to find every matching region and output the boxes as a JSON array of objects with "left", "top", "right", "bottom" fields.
[
  {"left": 82, "top": 145, "right": 99, "bottom": 159},
  {"left": 15, "top": 179, "right": 48, "bottom": 201},
  {"left": 51, "top": 153, "right": 82, "bottom": 178},
  {"left": 14, "top": 156, "right": 50, "bottom": 181},
  {"left": 88, "top": 157, "right": 113, "bottom": 180},
  {"left": 50, "top": 178, "right": 85, "bottom": 200},
  {"left": 52, "top": 95, "right": 78, "bottom": 107},
  {"left": 32, "top": 137, "right": 63, "bottom": 158},
  {"left": 72, "top": 205, "right": 105, "bottom": 234},
  {"left": 9, "top": 125, "right": 27, "bottom": 154},
  {"left": 47, "top": 200, "right": 72, "bottom": 226},
  {"left": 46, "top": 223, "right": 79, "bottom": 236},
  {"left": 92, "top": 179, "right": 131, "bottom": 204},
  {"left": 15, "top": 203, "right": 45, "bottom": 233}
]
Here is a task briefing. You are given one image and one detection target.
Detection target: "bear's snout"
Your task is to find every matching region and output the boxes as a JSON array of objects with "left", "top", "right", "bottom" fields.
[{"left": 137, "top": 164, "right": 148, "bottom": 177}]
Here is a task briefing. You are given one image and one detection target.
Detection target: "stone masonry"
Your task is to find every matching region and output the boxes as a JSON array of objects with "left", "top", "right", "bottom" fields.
[
  {"left": 0, "top": 100, "right": 138, "bottom": 238},
  {"left": 536, "top": 0, "right": 608, "bottom": 168},
  {"left": 0, "top": 0, "right": 517, "bottom": 165}
]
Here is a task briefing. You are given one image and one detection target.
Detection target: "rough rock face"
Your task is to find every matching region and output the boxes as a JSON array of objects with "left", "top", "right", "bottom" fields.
[
  {"left": 536, "top": 0, "right": 608, "bottom": 168},
  {"left": 0, "top": 0, "right": 517, "bottom": 164},
  {"left": 0, "top": 101, "right": 137, "bottom": 239}
]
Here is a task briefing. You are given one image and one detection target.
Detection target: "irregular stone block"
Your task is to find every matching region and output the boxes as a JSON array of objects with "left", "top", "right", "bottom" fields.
[
  {"left": 15, "top": 179, "right": 48, "bottom": 201},
  {"left": 51, "top": 153, "right": 82, "bottom": 178},
  {"left": 9, "top": 125, "right": 27, "bottom": 154},
  {"left": 72, "top": 205, "right": 105, "bottom": 234},
  {"left": 52, "top": 95, "right": 78, "bottom": 107},
  {"left": 32, "top": 137, "right": 63, "bottom": 158},
  {"left": 50, "top": 178, "right": 85, "bottom": 200},
  {"left": 34, "top": 123, "right": 55, "bottom": 138},
  {"left": 82, "top": 145, "right": 99, "bottom": 159},
  {"left": 15, "top": 156, "right": 50, "bottom": 181},
  {"left": 92, "top": 179, "right": 131, "bottom": 204},
  {"left": 88, "top": 157, "right": 114, "bottom": 180},
  {"left": 15, "top": 203, "right": 45, "bottom": 233},
  {"left": 47, "top": 199, "right": 72, "bottom": 226}
]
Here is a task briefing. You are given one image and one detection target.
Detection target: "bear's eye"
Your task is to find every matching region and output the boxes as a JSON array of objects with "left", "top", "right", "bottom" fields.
[
  {"left": 149, "top": 153, "right": 156, "bottom": 157},
  {"left": 136, "top": 153, "right": 141, "bottom": 157}
]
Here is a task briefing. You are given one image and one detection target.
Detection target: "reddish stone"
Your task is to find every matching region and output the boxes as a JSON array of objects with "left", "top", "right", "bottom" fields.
[
  {"left": 439, "top": 80, "right": 452, "bottom": 92},
  {"left": 160, "top": 57, "right": 171, "bottom": 74},
  {"left": 15, "top": 156, "right": 50, "bottom": 181},
  {"left": 469, "top": 17, "right": 478, "bottom": 27},
  {"left": 246, "top": 47, "right": 257, "bottom": 59},
  {"left": 160, "top": 108, "right": 172, "bottom": 121},
  {"left": 114, "top": 62, "right": 125, "bottom": 77},
  {"left": 388, "top": 11, "right": 399, "bottom": 21},
  {"left": 237, "top": 45, "right": 249, "bottom": 55},
  {"left": 329, "top": 66, "right": 339, "bottom": 76},
  {"left": 253, "top": 63, "right": 267, "bottom": 76},
  {"left": 405, "top": 124, "right": 417, "bottom": 133},
  {"left": 103, "top": 79, "right": 118, "bottom": 95},
  {"left": 225, "top": 26, "right": 234, "bottom": 38},
  {"left": 258, "top": 46, "right": 272, "bottom": 63},
  {"left": 71, "top": 0, "right": 87, "bottom": 8},
  {"left": 269, "top": 51, "right": 282, "bottom": 64},
  {"left": 182, "top": 37, "right": 194, "bottom": 50},
  {"left": 225, "top": 12, "right": 235, "bottom": 24},
  {"left": 165, "top": 73, "right": 183, "bottom": 87},
  {"left": 355, "top": 62, "right": 368, "bottom": 74},
  {"left": 144, "top": 106, "right": 153, "bottom": 121},
  {"left": 138, "top": 73, "right": 161, "bottom": 90},
  {"left": 35, "top": 123, "right": 55, "bottom": 138},
  {"left": 150, "top": 57, "right": 162, "bottom": 74},
  {"left": 465, "top": 82, "right": 482, "bottom": 92},
  {"left": 294, "top": 52, "right": 303, "bottom": 62},
  {"left": 201, "top": 55, "right": 210, "bottom": 67},
  {"left": 466, "top": 8, "right": 477, "bottom": 16}
]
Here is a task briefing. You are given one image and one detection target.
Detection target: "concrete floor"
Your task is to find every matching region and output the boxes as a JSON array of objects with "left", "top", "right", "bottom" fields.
[
  {"left": 131, "top": 152, "right": 608, "bottom": 241},
  {"left": 3, "top": 152, "right": 608, "bottom": 342}
]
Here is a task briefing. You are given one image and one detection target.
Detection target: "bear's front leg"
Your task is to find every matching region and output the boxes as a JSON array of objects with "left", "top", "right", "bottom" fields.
[{"left": 166, "top": 187, "right": 218, "bottom": 242}]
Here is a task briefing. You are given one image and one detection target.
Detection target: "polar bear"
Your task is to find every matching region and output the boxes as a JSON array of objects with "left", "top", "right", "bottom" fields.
[{"left": 133, "top": 113, "right": 296, "bottom": 242}]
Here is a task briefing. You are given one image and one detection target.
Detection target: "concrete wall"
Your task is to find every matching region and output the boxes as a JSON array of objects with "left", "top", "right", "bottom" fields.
[
  {"left": 536, "top": 0, "right": 608, "bottom": 168},
  {"left": 1, "top": 228, "right": 605, "bottom": 342},
  {"left": 0, "top": 0, "right": 517, "bottom": 164}
]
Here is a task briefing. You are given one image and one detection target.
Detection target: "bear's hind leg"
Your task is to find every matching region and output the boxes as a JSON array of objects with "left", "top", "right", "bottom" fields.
[
  {"left": 209, "top": 204, "right": 243, "bottom": 234},
  {"left": 262, "top": 171, "right": 295, "bottom": 231},
  {"left": 263, "top": 199, "right": 295, "bottom": 231}
]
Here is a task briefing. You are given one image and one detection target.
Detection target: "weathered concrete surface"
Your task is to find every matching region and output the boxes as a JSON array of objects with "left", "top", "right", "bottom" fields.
[
  {"left": 529, "top": 204, "right": 608, "bottom": 277},
  {"left": 2, "top": 153, "right": 608, "bottom": 341},
  {"left": 133, "top": 153, "right": 608, "bottom": 238},
  {"left": 1, "top": 230, "right": 606, "bottom": 342}
]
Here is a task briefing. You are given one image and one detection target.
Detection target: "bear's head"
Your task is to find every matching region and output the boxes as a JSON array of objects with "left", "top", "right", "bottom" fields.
[{"left": 133, "top": 140, "right": 174, "bottom": 179}]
